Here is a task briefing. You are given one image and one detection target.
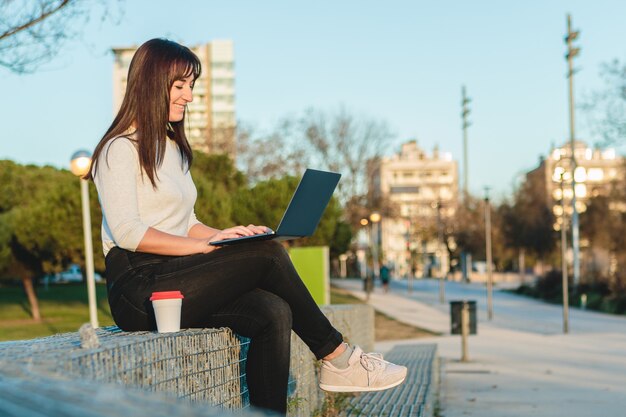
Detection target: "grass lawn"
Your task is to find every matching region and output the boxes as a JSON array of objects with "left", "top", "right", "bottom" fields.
[
  {"left": 330, "top": 285, "right": 439, "bottom": 341},
  {"left": 0, "top": 284, "right": 114, "bottom": 342},
  {"left": 0, "top": 282, "right": 437, "bottom": 343}
]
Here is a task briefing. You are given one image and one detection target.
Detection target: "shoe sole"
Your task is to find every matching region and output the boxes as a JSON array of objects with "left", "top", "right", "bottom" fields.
[{"left": 319, "top": 375, "right": 407, "bottom": 393}]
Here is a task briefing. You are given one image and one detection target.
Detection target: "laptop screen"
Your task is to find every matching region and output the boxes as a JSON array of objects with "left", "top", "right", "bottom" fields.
[{"left": 275, "top": 169, "right": 341, "bottom": 238}]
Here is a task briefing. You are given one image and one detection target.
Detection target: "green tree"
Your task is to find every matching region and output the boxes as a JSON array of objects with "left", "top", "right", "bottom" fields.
[
  {"left": 451, "top": 196, "right": 485, "bottom": 259},
  {"left": 190, "top": 152, "right": 245, "bottom": 229},
  {"left": 0, "top": 160, "right": 103, "bottom": 320},
  {"left": 500, "top": 172, "right": 556, "bottom": 266},
  {"left": 581, "top": 186, "right": 626, "bottom": 292}
]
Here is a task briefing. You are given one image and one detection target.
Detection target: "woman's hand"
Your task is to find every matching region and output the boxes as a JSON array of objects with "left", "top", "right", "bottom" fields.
[
  {"left": 215, "top": 224, "right": 271, "bottom": 239},
  {"left": 199, "top": 224, "right": 273, "bottom": 253},
  {"left": 244, "top": 224, "right": 273, "bottom": 235}
]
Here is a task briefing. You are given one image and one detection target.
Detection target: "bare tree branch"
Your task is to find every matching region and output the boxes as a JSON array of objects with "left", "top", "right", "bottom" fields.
[
  {"left": 0, "top": 0, "right": 122, "bottom": 73},
  {"left": 582, "top": 58, "right": 626, "bottom": 146},
  {"left": 0, "top": 0, "right": 70, "bottom": 41},
  {"left": 235, "top": 121, "right": 308, "bottom": 183},
  {"left": 298, "top": 107, "right": 394, "bottom": 205}
]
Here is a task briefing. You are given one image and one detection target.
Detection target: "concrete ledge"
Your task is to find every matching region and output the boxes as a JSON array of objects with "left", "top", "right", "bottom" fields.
[{"left": 0, "top": 304, "right": 374, "bottom": 417}]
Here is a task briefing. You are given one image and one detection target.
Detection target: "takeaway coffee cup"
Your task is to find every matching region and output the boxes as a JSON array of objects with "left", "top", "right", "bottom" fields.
[{"left": 150, "top": 291, "right": 184, "bottom": 333}]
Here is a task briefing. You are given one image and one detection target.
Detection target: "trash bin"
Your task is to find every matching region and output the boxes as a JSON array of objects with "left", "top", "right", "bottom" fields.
[{"left": 450, "top": 300, "right": 477, "bottom": 335}]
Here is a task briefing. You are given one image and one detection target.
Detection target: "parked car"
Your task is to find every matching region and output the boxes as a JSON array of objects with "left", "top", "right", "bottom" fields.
[{"left": 47, "top": 264, "right": 103, "bottom": 284}]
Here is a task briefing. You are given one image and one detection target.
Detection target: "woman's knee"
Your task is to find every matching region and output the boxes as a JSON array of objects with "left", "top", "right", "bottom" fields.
[{"left": 259, "top": 240, "right": 289, "bottom": 260}]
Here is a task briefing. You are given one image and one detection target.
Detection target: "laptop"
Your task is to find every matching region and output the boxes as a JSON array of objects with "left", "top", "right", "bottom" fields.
[{"left": 210, "top": 169, "right": 341, "bottom": 246}]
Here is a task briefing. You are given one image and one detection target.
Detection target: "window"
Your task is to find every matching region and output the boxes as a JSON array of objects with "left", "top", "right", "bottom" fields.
[
  {"left": 213, "top": 78, "right": 234, "bottom": 87},
  {"left": 587, "top": 168, "right": 603, "bottom": 181},
  {"left": 212, "top": 62, "right": 234, "bottom": 70},
  {"left": 212, "top": 94, "right": 235, "bottom": 104},
  {"left": 212, "top": 111, "right": 235, "bottom": 125},
  {"left": 602, "top": 149, "right": 616, "bottom": 160},
  {"left": 391, "top": 186, "right": 420, "bottom": 194}
]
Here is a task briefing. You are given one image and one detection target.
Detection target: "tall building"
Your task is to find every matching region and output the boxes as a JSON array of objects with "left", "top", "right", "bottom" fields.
[
  {"left": 112, "top": 40, "right": 236, "bottom": 156},
  {"left": 369, "top": 140, "right": 459, "bottom": 277},
  {"left": 529, "top": 140, "right": 624, "bottom": 228}
]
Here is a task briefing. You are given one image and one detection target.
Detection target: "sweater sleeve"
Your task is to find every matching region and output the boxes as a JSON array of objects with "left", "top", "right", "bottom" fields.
[
  {"left": 94, "top": 138, "right": 149, "bottom": 251},
  {"left": 187, "top": 209, "right": 202, "bottom": 233}
]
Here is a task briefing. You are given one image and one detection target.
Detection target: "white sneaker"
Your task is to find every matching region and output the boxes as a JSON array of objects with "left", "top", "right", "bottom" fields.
[{"left": 319, "top": 346, "right": 407, "bottom": 392}]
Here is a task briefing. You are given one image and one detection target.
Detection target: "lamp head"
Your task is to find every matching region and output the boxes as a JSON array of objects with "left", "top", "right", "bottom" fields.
[
  {"left": 369, "top": 212, "right": 381, "bottom": 223},
  {"left": 70, "top": 150, "right": 92, "bottom": 177}
]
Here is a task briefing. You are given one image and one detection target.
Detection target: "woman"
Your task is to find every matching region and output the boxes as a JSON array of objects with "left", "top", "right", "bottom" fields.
[{"left": 88, "top": 38, "right": 406, "bottom": 414}]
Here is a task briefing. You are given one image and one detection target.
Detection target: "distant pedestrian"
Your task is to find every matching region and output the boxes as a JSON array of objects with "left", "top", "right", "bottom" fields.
[{"left": 380, "top": 264, "right": 390, "bottom": 293}]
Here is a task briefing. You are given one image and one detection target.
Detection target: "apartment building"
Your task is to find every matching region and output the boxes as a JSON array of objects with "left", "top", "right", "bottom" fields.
[
  {"left": 112, "top": 40, "right": 236, "bottom": 156},
  {"left": 369, "top": 140, "right": 459, "bottom": 277},
  {"left": 529, "top": 140, "right": 625, "bottom": 227}
]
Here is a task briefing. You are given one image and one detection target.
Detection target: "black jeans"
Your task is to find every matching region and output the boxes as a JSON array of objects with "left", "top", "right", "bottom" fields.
[{"left": 104, "top": 240, "right": 343, "bottom": 414}]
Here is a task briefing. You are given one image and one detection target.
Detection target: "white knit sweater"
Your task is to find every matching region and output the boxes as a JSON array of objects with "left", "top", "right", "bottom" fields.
[{"left": 94, "top": 136, "right": 200, "bottom": 256}]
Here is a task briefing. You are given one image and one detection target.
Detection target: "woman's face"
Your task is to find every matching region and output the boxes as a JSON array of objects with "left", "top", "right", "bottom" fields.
[{"left": 169, "top": 75, "right": 194, "bottom": 122}]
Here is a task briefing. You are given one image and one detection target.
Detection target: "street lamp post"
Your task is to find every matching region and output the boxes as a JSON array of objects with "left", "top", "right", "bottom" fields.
[
  {"left": 484, "top": 187, "right": 494, "bottom": 320},
  {"left": 359, "top": 218, "right": 371, "bottom": 297},
  {"left": 370, "top": 212, "right": 381, "bottom": 291},
  {"left": 358, "top": 218, "right": 369, "bottom": 280},
  {"left": 403, "top": 218, "right": 415, "bottom": 294},
  {"left": 433, "top": 201, "right": 445, "bottom": 304},
  {"left": 559, "top": 173, "right": 570, "bottom": 334},
  {"left": 70, "top": 150, "right": 99, "bottom": 328}
]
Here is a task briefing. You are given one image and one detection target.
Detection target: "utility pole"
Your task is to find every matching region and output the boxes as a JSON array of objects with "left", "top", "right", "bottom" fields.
[
  {"left": 461, "top": 86, "right": 471, "bottom": 199},
  {"left": 484, "top": 187, "right": 494, "bottom": 320},
  {"left": 461, "top": 86, "right": 472, "bottom": 284},
  {"left": 565, "top": 13, "right": 581, "bottom": 288}
]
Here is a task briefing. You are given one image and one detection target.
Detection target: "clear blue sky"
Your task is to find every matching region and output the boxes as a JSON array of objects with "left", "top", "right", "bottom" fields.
[{"left": 2, "top": 0, "right": 626, "bottom": 198}]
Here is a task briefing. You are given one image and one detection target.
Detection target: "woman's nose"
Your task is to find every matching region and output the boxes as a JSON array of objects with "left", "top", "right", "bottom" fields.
[{"left": 183, "top": 87, "right": 193, "bottom": 102}]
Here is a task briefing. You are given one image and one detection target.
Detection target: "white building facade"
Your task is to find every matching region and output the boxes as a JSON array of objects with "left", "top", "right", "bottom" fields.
[
  {"left": 112, "top": 40, "right": 236, "bottom": 156},
  {"left": 370, "top": 140, "right": 459, "bottom": 278}
]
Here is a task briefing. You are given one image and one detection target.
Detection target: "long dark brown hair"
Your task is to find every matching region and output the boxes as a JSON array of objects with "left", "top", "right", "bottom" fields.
[{"left": 87, "top": 38, "right": 201, "bottom": 187}]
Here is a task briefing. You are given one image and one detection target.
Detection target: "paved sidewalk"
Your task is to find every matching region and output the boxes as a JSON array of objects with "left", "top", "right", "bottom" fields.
[
  {"left": 333, "top": 278, "right": 626, "bottom": 417},
  {"left": 343, "top": 344, "right": 438, "bottom": 417}
]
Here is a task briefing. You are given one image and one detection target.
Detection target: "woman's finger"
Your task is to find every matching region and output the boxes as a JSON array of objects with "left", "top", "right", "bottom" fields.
[
  {"left": 224, "top": 226, "right": 252, "bottom": 236},
  {"left": 247, "top": 224, "right": 272, "bottom": 234}
]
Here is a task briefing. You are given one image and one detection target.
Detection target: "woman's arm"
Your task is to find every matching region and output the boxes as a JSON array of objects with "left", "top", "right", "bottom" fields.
[
  {"left": 188, "top": 223, "right": 220, "bottom": 239},
  {"left": 136, "top": 227, "right": 213, "bottom": 255},
  {"left": 187, "top": 223, "right": 270, "bottom": 240},
  {"left": 135, "top": 223, "right": 271, "bottom": 256}
]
